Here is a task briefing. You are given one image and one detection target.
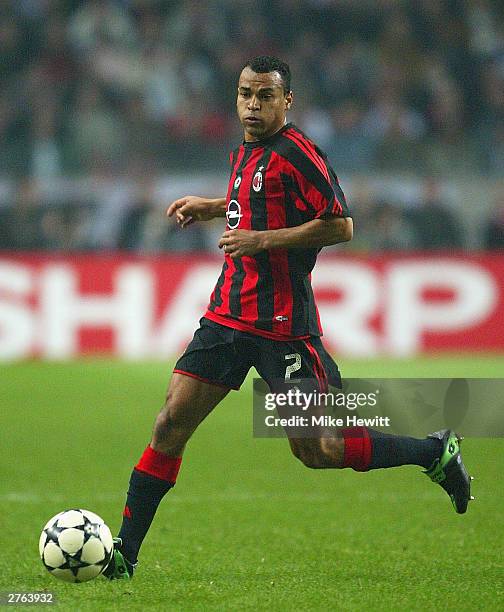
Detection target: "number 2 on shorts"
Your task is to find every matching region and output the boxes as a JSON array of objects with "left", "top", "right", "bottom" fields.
[{"left": 284, "top": 353, "right": 301, "bottom": 381}]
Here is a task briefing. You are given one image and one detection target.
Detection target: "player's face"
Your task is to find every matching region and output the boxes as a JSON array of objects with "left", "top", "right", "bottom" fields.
[{"left": 237, "top": 67, "right": 293, "bottom": 142}]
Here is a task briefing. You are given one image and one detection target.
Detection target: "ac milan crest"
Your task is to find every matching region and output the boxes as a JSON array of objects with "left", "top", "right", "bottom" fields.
[{"left": 252, "top": 167, "right": 264, "bottom": 192}]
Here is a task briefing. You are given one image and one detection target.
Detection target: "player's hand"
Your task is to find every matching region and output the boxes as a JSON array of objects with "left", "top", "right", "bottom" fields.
[
  {"left": 166, "top": 196, "right": 218, "bottom": 228},
  {"left": 218, "top": 230, "right": 265, "bottom": 258}
]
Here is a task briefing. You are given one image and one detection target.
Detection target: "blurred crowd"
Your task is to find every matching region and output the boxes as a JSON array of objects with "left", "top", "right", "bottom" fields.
[
  {"left": 0, "top": 0, "right": 503, "bottom": 252},
  {"left": 1, "top": 174, "right": 503, "bottom": 252}
]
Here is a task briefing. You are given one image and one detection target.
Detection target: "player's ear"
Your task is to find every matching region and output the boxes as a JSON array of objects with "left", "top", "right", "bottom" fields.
[{"left": 285, "top": 91, "right": 293, "bottom": 110}]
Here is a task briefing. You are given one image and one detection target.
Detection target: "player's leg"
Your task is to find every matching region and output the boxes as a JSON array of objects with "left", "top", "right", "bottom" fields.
[
  {"left": 113, "top": 373, "right": 230, "bottom": 572},
  {"left": 287, "top": 434, "right": 344, "bottom": 468},
  {"left": 297, "top": 425, "right": 472, "bottom": 513},
  {"left": 282, "top": 338, "right": 451, "bottom": 469},
  {"left": 252, "top": 334, "right": 347, "bottom": 468},
  {"left": 302, "top": 339, "right": 473, "bottom": 513},
  {"left": 151, "top": 372, "right": 229, "bottom": 455},
  {"left": 105, "top": 319, "right": 251, "bottom": 578},
  {"left": 287, "top": 424, "right": 443, "bottom": 472},
  {"left": 255, "top": 335, "right": 472, "bottom": 512}
]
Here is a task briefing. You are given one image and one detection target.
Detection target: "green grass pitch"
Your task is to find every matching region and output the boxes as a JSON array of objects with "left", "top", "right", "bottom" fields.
[{"left": 1, "top": 356, "right": 504, "bottom": 611}]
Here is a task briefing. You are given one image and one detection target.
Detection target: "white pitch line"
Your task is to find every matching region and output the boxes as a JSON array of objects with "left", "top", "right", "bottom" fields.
[{"left": 0, "top": 490, "right": 439, "bottom": 504}]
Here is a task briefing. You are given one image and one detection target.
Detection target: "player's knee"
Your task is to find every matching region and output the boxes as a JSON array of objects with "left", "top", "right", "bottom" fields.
[
  {"left": 153, "top": 408, "right": 174, "bottom": 440},
  {"left": 153, "top": 396, "right": 189, "bottom": 441}
]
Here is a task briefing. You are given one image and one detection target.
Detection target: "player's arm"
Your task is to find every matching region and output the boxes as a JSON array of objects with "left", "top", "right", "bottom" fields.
[
  {"left": 166, "top": 196, "right": 227, "bottom": 228},
  {"left": 261, "top": 216, "right": 353, "bottom": 249},
  {"left": 218, "top": 216, "right": 353, "bottom": 258}
]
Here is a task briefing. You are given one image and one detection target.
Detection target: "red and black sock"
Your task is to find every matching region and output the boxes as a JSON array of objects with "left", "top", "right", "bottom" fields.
[
  {"left": 118, "top": 446, "right": 182, "bottom": 564},
  {"left": 342, "top": 427, "right": 441, "bottom": 472}
]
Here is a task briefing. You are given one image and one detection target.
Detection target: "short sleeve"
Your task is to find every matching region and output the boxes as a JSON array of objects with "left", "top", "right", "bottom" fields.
[{"left": 277, "top": 135, "right": 350, "bottom": 219}]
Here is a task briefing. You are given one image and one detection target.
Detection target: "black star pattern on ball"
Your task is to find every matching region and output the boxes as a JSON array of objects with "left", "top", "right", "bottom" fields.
[{"left": 41, "top": 509, "right": 112, "bottom": 577}]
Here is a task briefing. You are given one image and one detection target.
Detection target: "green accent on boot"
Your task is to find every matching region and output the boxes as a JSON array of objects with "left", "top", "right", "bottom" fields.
[
  {"left": 103, "top": 538, "right": 135, "bottom": 580},
  {"left": 424, "top": 431, "right": 460, "bottom": 484},
  {"left": 423, "top": 429, "right": 472, "bottom": 514}
]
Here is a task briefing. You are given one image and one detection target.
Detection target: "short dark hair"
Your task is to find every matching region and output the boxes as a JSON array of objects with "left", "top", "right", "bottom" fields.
[{"left": 243, "top": 56, "right": 291, "bottom": 93}]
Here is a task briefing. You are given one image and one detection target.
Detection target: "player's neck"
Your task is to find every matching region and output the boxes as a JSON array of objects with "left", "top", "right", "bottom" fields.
[{"left": 243, "top": 120, "right": 289, "bottom": 143}]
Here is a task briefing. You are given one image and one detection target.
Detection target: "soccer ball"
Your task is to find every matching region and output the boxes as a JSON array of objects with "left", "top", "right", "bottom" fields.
[{"left": 39, "top": 509, "right": 113, "bottom": 583}]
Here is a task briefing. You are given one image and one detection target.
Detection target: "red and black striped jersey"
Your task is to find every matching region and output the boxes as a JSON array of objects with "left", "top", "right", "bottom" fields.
[{"left": 205, "top": 122, "right": 350, "bottom": 340}]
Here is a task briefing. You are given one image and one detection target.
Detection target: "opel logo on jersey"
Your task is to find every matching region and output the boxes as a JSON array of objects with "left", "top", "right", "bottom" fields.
[
  {"left": 234, "top": 176, "right": 241, "bottom": 189},
  {"left": 252, "top": 168, "right": 263, "bottom": 192},
  {"left": 226, "top": 199, "right": 243, "bottom": 229}
]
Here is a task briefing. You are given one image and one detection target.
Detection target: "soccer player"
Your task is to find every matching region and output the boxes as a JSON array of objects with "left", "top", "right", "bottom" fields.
[{"left": 104, "top": 56, "right": 472, "bottom": 579}]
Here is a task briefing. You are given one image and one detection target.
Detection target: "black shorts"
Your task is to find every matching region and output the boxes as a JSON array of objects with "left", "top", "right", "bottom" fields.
[{"left": 174, "top": 318, "right": 341, "bottom": 392}]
